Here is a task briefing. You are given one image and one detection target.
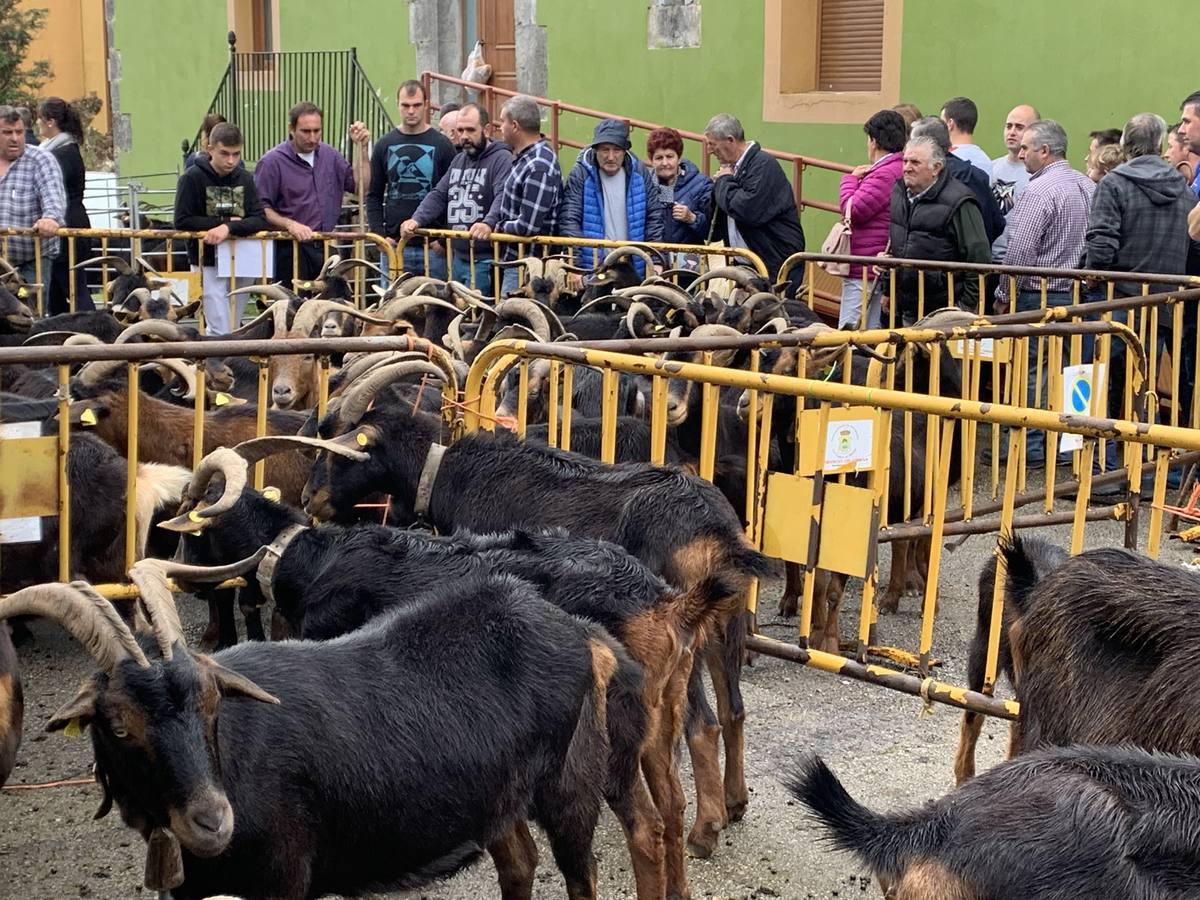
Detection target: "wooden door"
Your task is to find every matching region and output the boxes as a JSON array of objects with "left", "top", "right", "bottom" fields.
[{"left": 477, "top": 0, "right": 518, "bottom": 115}]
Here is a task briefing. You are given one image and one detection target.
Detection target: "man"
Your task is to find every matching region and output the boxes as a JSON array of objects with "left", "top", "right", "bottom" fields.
[
  {"left": 174, "top": 122, "right": 269, "bottom": 334},
  {"left": 1177, "top": 92, "right": 1200, "bottom": 199},
  {"left": 472, "top": 95, "right": 562, "bottom": 296},
  {"left": 1084, "top": 128, "right": 1122, "bottom": 180},
  {"left": 438, "top": 102, "right": 461, "bottom": 145},
  {"left": 367, "top": 80, "right": 456, "bottom": 279},
  {"left": 940, "top": 97, "right": 991, "bottom": 175},
  {"left": 558, "top": 118, "right": 664, "bottom": 272},
  {"left": 911, "top": 117, "right": 1006, "bottom": 247},
  {"left": 0, "top": 105, "right": 65, "bottom": 310},
  {"left": 1165, "top": 124, "right": 1200, "bottom": 185},
  {"left": 1086, "top": 114, "right": 1198, "bottom": 475},
  {"left": 887, "top": 135, "right": 990, "bottom": 324},
  {"left": 990, "top": 104, "right": 1040, "bottom": 263},
  {"left": 704, "top": 112, "right": 806, "bottom": 290},
  {"left": 994, "top": 119, "right": 1094, "bottom": 465},
  {"left": 400, "top": 103, "right": 512, "bottom": 294},
  {"left": 255, "top": 101, "right": 370, "bottom": 282}
]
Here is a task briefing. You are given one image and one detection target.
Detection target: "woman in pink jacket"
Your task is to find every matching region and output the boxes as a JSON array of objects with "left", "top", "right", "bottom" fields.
[{"left": 836, "top": 110, "right": 907, "bottom": 328}]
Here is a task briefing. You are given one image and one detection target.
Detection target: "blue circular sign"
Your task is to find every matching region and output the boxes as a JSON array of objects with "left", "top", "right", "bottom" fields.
[{"left": 1070, "top": 376, "right": 1091, "bottom": 413}]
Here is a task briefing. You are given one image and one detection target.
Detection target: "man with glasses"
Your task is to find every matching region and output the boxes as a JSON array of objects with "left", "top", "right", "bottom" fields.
[{"left": 0, "top": 105, "right": 65, "bottom": 311}]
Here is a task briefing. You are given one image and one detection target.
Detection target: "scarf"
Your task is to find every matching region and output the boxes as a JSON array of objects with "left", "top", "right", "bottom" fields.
[{"left": 39, "top": 132, "right": 75, "bottom": 154}]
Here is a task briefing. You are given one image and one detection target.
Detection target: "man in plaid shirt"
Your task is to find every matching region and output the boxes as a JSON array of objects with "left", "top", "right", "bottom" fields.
[
  {"left": 0, "top": 105, "right": 66, "bottom": 308},
  {"left": 471, "top": 95, "right": 562, "bottom": 296},
  {"left": 994, "top": 119, "right": 1094, "bottom": 466}
]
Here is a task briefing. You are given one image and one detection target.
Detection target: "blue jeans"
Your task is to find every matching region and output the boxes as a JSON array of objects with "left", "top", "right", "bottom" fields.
[
  {"left": 402, "top": 244, "right": 448, "bottom": 280},
  {"left": 501, "top": 266, "right": 521, "bottom": 297},
  {"left": 451, "top": 255, "right": 494, "bottom": 295},
  {"left": 16, "top": 259, "right": 49, "bottom": 316},
  {"left": 1016, "top": 289, "right": 1074, "bottom": 463}
]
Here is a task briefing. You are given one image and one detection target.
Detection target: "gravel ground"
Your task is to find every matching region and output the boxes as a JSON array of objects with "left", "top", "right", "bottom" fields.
[{"left": 1, "top": 471, "right": 1192, "bottom": 900}]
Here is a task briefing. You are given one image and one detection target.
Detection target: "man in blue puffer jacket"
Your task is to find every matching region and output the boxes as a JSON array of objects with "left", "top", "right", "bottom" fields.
[{"left": 558, "top": 119, "right": 665, "bottom": 272}]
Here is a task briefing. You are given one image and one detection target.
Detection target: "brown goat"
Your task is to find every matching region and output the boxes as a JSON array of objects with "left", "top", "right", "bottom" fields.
[{"left": 68, "top": 381, "right": 310, "bottom": 504}]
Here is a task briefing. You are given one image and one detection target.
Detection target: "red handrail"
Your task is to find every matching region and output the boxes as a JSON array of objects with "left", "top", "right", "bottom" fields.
[{"left": 421, "top": 71, "right": 850, "bottom": 215}]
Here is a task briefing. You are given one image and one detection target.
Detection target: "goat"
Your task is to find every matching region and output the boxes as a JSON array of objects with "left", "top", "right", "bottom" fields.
[
  {"left": 166, "top": 440, "right": 723, "bottom": 897},
  {"left": 1001, "top": 538, "right": 1200, "bottom": 760},
  {"left": 72, "top": 254, "right": 170, "bottom": 311},
  {"left": 953, "top": 537, "right": 1068, "bottom": 784},
  {"left": 787, "top": 744, "right": 1200, "bottom": 900},
  {"left": 302, "top": 360, "right": 774, "bottom": 860},
  {"left": 496, "top": 360, "right": 644, "bottom": 423},
  {"left": 0, "top": 564, "right": 654, "bottom": 899},
  {"left": 0, "top": 620, "right": 19, "bottom": 787},
  {"left": 0, "top": 278, "right": 35, "bottom": 334}
]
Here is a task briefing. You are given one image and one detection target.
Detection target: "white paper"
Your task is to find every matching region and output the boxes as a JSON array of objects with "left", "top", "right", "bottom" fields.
[
  {"left": 164, "top": 276, "right": 191, "bottom": 302},
  {"left": 0, "top": 420, "right": 46, "bottom": 543},
  {"left": 216, "top": 240, "right": 274, "bottom": 279},
  {"left": 950, "top": 337, "right": 995, "bottom": 361},
  {"left": 824, "top": 418, "right": 874, "bottom": 472},
  {"left": 1059, "top": 363, "right": 1106, "bottom": 452}
]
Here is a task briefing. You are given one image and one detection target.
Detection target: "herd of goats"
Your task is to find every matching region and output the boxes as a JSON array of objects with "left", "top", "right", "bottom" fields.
[{"left": 0, "top": 243, "right": 1196, "bottom": 899}]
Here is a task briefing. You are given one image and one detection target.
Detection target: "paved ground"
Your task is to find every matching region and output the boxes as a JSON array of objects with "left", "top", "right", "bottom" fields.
[{"left": 0, "top": 473, "right": 1192, "bottom": 899}]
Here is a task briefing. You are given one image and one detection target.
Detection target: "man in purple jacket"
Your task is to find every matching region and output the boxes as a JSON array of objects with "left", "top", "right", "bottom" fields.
[{"left": 254, "top": 101, "right": 370, "bottom": 282}]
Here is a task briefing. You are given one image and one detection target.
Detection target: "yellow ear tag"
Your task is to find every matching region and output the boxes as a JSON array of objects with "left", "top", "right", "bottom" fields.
[
  {"left": 214, "top": 392, "right": 231, "bottom": 407},
  {"left": 653, "top": 324, "right": 665, "bottom": 332},
  {"left": 300, "top": 281, "right": 312, "bottom": 290},
  {"left": 356, "top": 432, "right": 369, "bottom": 447},
  {"left": 595, "top": 272, "right": 607, "bottom": 282},
  {"left": 63, "top": 717, "right": 83, "bottom": 738},
  {"left": 80, "top": 408, "right": 98, "bottom": 426},
  {"left": 262, "top": 487, "right": 281, "bottom": 502},
  {"left": 16, "top": 287, "right": 28, "bottom": 299},
  {"left": 188, "top": 509, "right": 204, "bottom": 523}
]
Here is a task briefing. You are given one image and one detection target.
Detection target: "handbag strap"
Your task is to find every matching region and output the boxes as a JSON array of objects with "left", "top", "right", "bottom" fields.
[{"left": 842, "top": 195, "right": 853, "bottom": 227}]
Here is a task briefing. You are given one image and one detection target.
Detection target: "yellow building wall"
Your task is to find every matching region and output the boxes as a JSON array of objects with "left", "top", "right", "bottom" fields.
[{"left": 17, "top": 0, "right": 110, "bottom": 130}]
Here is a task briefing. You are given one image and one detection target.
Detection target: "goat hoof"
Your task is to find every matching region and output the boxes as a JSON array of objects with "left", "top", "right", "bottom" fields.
[
  {"left": 878, "top": 594, "right": 900, "bottom": 615},
  {"left": 197, "top": 627, "right": 219, "bottom": 653},
  {"left": 820, "top": 634, "right": 841, "bottom": 655},
  {"left": 777, "top": 595, "right": 798, "bottom": 618},
  {"left": 685, "top": 821, "right": 721, "bottom": 859},
  {"left": 725, "top": 798, "right": 748, "bottom": 823}
]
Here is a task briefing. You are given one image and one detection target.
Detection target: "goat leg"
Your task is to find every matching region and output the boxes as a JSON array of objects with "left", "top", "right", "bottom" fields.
[
  {"left": 778, "top": 562, "right": 802, "bottom": 618},
  {"left": 879, "top": 540, "right": 910, "bottom": 614},
  {"left": 683, "top": 667, "right": 726, "bottom": 859},
  {"left": 706, "top": 610, "right": 749, "bottom": 824},
  {"left": 489, "top": 821, "right": 538, "bottom": 900},
  {"left": 238, "top": 588, "right": 266, "bottom": 643}
]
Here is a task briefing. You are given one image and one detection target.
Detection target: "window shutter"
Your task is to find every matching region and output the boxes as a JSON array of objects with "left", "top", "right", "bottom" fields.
[{"left": 817, "top": 0, "right": 884, "bottom": 92}]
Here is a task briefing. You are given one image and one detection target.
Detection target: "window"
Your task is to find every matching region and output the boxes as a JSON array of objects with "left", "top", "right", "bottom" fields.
[
  {"left": 765, "top": 0, "right": 901, "bottom": 124},
  {"left": 228, "top": 0, "right": 279, "bottom": 68}
]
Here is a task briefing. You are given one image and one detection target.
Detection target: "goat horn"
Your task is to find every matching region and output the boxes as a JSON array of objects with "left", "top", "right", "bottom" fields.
[
  {"left": 397, "top": 275, "right": 450, "bottom": 297},
  {"left": 492, "top": 323, "right": 542, "bottom": 342},
  {"left": 317, "top": 254, "right": 342, "bottom": 279},
  {"left": 377, "top": 295, "right": 462, "bottom": 322},
  {"left": 76, "top": 358, "right": 128, "bottom": 387},
  {"left": 526, "top": 298, "right": 566, "bottom": 339},
  {"left": 186, "top": 447, "right": 250, "bottom": 520},
  {"left": 601, "top": 245, "right": 657, "bottom": 272},
  {"left": 493, "top": 256, "right": 546, "bottom": 278},
  {"left": 235, "top": 434, "right": 371, "bottom": 464},
  {"left": 113, "top": 287, "right": 152, "bottom": 313},
  {"left": 134, "top": 256, "right": 161, "bottom": 275},
  {"left": 624, "top": 301, "right": 660, "bottom": 339},
  {"left": 227, "top": 299, "right": 290, "bottom": 338},
  {"left": 227, "top": 283, "right": 297, "bottom": 305},
  {"left": 334, "top": 350, "right": 431, "bottom": 392},
  {"left": 0, "top": 256, "right": 17, "bottom": 276},
  {"left": 689, "top": 324, "right": 745, "bottom": 340},
  {"left": 127, "top": 561, "right": 185, "bottom": 662},
  {"left": 756, "top": 317, "right": 790, "bottom": 335},
  {"left": 0, "top": 581, "right": 149, "bottom": 674},
  {"left": 495, "top": 298, "right": 551, "bottom": 342},
  {"left": 448, "top": 280, "right": 495, "bottom": 312},
  {"left": 290, "top": 299, "right": 391, "bottom": 337},
  {"left": 615, "top": 284, "right": 693, "bottom": 310},
  {"left": 690, "top": 266, "right": 763, "bottom": 293},
  {"left": 446, "top": 313, "right": 468, "bottom": 360},
  {"left": 740, "top": 292, "right": 786, "bottom": 313},
  {"left": 116, "top": 319, "right": 185, "bottom": 343},
  {"left": 138, "top": 358, "right": 198, "bottom": 400},
  {"left": 338, "top": 360, "right": 447, "bottom": 427},
  {"left": 73, "top": 255, "right": 133, "bottom": 276},
  {"left": 329, "top": 257, "right": 384, "bottom": 278},
  {"left": 575, "top": 294, "right": 632, "bottom": 314},
  {"left": 146, "top": 546, "right": 272, "bottom": 584},
  {"left": 23, "top": 331, "right": 99, "bottom": 346}
]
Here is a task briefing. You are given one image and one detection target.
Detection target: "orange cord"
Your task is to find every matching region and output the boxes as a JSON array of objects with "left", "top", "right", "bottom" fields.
[{"left": 3, "top": 775, "right": 95, "bottom": 791}]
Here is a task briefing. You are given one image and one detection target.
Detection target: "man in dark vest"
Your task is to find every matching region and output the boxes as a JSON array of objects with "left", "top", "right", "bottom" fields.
[{"left": 887, "top": 135, "right": 991, "bottom": 324}]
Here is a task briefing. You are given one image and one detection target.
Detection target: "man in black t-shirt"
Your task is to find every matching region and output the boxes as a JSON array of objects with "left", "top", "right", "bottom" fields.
[{"left": 366, "top": 80, "right": 455, "bottom": 279}]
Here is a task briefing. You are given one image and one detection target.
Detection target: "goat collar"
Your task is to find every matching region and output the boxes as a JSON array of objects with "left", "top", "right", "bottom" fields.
[
  {"left": 414, "top": 442, "right": 447, "bottom": 522},
  {"left": 256, "top": 523, "right": 308, "bottom": 605}
]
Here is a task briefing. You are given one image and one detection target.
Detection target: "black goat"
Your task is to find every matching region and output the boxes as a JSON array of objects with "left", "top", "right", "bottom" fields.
[
  {"left": 0, "top": 569, "right": 650, "bottom": 900},
  {"left": 788, "top": 744, "right": 1200, "bottom": 899},
  {"left": 302, "top": 365, "right": 773, "bottom": 859},
  {"left": 496, "top": 361, "right": 644, "bottom": 423},
  {"left": 953, "top": 537, "right": 1068, "bottom": 784}
]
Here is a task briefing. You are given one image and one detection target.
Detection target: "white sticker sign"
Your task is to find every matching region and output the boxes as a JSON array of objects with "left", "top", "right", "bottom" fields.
[
  {"left": 824, "top": 418, "right": 875, "bottom": 472},
  {"left": 1059, "top": 363, "right": 1106, "bottom": 452},
  {"left": 0, "top": 420, "right": 45, "bottom": 544},
  {"left": 950, "top": 337, "right": 996, "bottom": 361}
]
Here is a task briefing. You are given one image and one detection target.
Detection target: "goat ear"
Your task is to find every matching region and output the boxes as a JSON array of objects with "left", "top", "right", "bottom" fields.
[
  {"left": 194, "top": 654, "right": 280, "bottom": 705},
  {"left": 174, "top": 299, "right": 201, "bottom": 319},
  {"left": 47, "top": 680, "right": 100, "bottom": 734},
  {"left": 71, "top": 401, "right": 108, "bottom": 427}
]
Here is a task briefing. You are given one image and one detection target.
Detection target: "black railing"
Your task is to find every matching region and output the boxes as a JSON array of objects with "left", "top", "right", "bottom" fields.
[{"left": 183, "top": 32, "right": 394, "bottom": 166}]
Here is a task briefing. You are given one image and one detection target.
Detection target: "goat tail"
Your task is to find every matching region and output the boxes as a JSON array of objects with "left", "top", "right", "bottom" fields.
[
  {"left": 562, "top": 632, "right": 622, "bottom": 794},
  {"left": 133, "top": 462, "right": 192, "bottom": 558},
  {"left": 784, "top": 755, "right": 925, "bottom": 880},
  {"left": 731, "top": 541, "right": 776, "bottom": 580},
  {"left": 997, "top": 534, "right": 1061, "bottom": 618}
]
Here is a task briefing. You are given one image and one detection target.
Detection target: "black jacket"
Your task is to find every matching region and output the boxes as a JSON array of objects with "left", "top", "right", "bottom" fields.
[
  {"left": 947, "top": 154, "right": 1006, "bottom": 245},
  {"left": 48, "top": 140, "right": 90, "bottom": 229},
  {"left": 709, "top": 142, "right": 806, "bottom": 285},
  {"left": 174, "top": 157, "right": 268, "bottom": 267}
]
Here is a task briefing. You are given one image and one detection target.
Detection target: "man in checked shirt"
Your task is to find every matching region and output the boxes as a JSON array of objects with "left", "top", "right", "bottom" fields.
[
  {"left": 995, "top": 118, "right": 1094, "bottom": 467},
  {"left": 469, "top": 95, "right": 563, "bottom": 296},
  {"left": 0, "top": 105, "right": 66, "bottom": 312}
]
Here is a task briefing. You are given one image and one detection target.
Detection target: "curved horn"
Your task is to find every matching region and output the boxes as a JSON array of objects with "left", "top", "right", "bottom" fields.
[
  {"left": 0, "top": 256, "right": 17, "bottom": 276},
  {"left": 396, "top": 275, "right": 450, "bottom": 297},
  {"left": 492, "top": 256, "right": 546, "bottom": 278},
  {"left": 73, "top": 255, "right": 133, "bottom": 276},
  {"left": 741, "top": 292, "right": 786, "bottom": 314},
  {"left": 317, "top": 254, "right": 342, "bottom": 279},
  {"left": 601, "top": 245, "right": 657, "bottom": 272},
  {"left": 146, "top": 546, "right": 271, "bottom": 584},
  {"left": 615, "top": 284, "right": 693, "bottom": 310},
  {"left": 526, "top": 298, "right": 566, "bottom": 340},
  {"left": 23, "top": 331, "right": 100, "bottom": 346},
  {"left": 689, "top": 323, "right": 745, "bottom": 340},
  {"left": 495, "top": 298, "right": 551, "bottom": 342},
  {"left": 116, "top": 319, "right": 186, "bottom": 344},
  {"left": 234, "top": 434, "right": 371, "bottom": 463},
  {"left": 139, "top": 358, "right": 198, "bottom": 400},
  {"left": 76, "top": 358, "right": 128, "bottom": 387},
  {"left": 113, "top": 286, "right": 152, "bottom": 312},
  {"left": 690, "top": 266, "right": 764, "bottom": 293},
  {"left": 575, "top": 293, "right": 633, "bottom": 314},
  {"left": 290, "top": 299, "right": 391, "bottom": 337},
  {"left": 338, "top": 360, "right": 447, "bottom": 426},
  {"left": 190, "top": 447, "right": 250, "bottom": 519},
  {"left": 329, "top": 257, "right": 385, "bottom": 278},
  {"left": 448, "top": 280, "right": 496, "bottom": 312},
  {"left": 755, "top": 317, "right": 790, "bottom": 335},
  {"left": 446, "top": 313, "right": 467, "bottom": 360},
  {"left": 127, "top": 561, "right": 185, "bottom": 662},
  {"left": 377, "top": 295, "right": 463, "bottom": 323},
  {"left": 227, "top": 283, "right": 297, "bottom": 306},
  {"left": 227, "top": 299, "right": 291, "bottom": 338},
  {"left": 624, "top": 300, "right": 660, "bottom": 339},
  {"left": 0, "top": 581, "right": 149, "bottom": 673}
]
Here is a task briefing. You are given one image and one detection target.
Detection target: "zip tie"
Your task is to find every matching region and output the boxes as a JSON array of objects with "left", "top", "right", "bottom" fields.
[{"left": 918, "top": 676, "right": 936, "bottom": 718}]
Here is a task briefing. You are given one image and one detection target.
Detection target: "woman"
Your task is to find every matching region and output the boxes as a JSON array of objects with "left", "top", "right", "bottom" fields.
[
  {"left": 646, "top": 127, "right": 711, "bottom": 268},
  {"left": 835, "top": 109, "right": 906, "bottom": 329},
  {"left": 38, "top": 97, "right": 93, "bottom": 313}
]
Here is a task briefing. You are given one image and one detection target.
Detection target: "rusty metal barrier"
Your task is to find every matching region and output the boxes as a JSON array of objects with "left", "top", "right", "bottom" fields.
[
  {"left": 461, "top": 323, "right": 1200, "bottom": 721},
  {"left": 0, "top": 335, "right": 457, "bottom": 600},
  {"left": 0, "top": 226, "right": 400, "bottom": 323},
  {"left": 397, "top": 228, "right": 770, "bottom": 298}
]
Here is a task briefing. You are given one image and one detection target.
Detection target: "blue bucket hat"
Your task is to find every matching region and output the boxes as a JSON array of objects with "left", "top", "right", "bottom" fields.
[{"left": 590, "top": 118, "right": 631, "bottom": 151}]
